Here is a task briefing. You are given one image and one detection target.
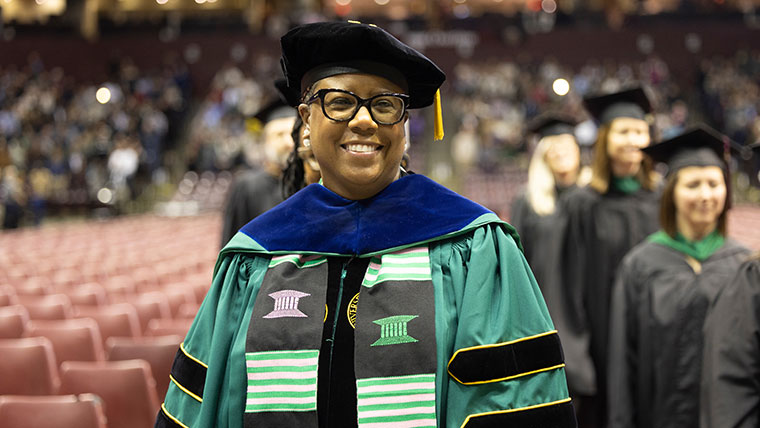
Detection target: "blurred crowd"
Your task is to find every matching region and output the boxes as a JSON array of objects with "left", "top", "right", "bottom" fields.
[
  {"left": 0, "top": 53, "right": 190, "bottom": 228},
  {"left": 2, "top": 48, "right": 760, "bottom": 228},
  {"left": 448, "top": 51, "right": 760, "bottom": 193}
]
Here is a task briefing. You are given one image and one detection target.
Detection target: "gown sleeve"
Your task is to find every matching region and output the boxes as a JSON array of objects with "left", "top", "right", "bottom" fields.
[
  {"left": 155, "top": 252, "right": 269, "bottom": 428},
  {"left": 701, "top": 259, "right": 760, "bottom": 428},
  {"left": 607, "top": 254, "right": 639, "bottom": 428},
  {"left": 431, "top": 223, "right": 576, "bottom": 428}
]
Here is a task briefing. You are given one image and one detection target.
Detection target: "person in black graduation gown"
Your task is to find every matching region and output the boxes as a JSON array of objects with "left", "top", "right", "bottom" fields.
[
  {"left": 510, "top": 113, "right": 596, "bottom": 401},
  {"left": 220, "top": 93, "right": 297, "bottom": 246},
  {"left": 607, "top": 125, "right": 750, "bottom": 428},
  {"left": 700, "top": 142, "right": 760, "bottom": 428},
  {"left": 563, "top": 86, "right": 661, "bottom": 427}
]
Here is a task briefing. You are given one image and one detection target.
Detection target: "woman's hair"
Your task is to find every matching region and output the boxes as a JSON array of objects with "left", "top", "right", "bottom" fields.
[
  {"left": 281, "top": 115, "right": 306, "bottom": 199},
  {"left": 659, "top": 169, "right": 728, "bottom": 237},
  {"left": 589, "top": 123, "right": 658, "bottom": 194},
  {"left": 526, "top": 138, "right": 560, "bottom": 216}
]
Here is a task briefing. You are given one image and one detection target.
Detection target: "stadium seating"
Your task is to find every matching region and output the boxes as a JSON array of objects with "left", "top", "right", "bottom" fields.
[
  {"left": 106, "top": 335, "right": 183, "bottom": 399},
  {"left": 59, "top": 360, "right": 160, "bottom": 428},
  {"left": 74, "top": 303, "right": 142, "bottom": 344},
  {"left": 0, "top": 305, "right": 29, "bottom": 338},
  {"left": 0, "top": 394, "right": 108, "bottom": 428},
  {"left": 145, "top": 318, "right": 193, "bottom": 338},
  {"left": 0, "top": 337, "right": 60, "bottom": 395},
  {"left": 0, "top": 285, "right": 18, "bottom": 306},
  {"left": 17, "top": 294, "right": 74, "bottom": 320},
  {"left": 65, "top": 282, "right": 109, "bottom": 307},
  {"left": 24, "top": 318, "right": 106, "bottom": 364}
]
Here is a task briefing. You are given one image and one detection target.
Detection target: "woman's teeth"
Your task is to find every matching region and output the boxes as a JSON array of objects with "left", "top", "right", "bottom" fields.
[{"left": 346, "top": 144, "right": 379, "bottom": 153}]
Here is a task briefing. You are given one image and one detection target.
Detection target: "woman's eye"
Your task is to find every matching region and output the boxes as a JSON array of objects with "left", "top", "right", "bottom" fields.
[{"left": 326, "top": 96, "right": 355, "bottom": 109}]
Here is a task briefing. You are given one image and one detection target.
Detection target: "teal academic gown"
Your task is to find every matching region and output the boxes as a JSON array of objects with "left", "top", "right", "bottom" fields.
[{"left": 156, "top": 174, "right": 576, "bottom": 428}]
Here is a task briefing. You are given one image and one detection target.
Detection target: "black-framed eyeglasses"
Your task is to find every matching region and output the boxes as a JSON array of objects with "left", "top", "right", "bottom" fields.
[{"left": 306, "top": 89, "right": 410, "bottom": 125}]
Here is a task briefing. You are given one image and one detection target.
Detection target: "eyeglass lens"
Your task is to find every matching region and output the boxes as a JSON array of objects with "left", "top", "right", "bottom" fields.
[{"left": 322, "top": 91, "right": 405, "bottom": 124}]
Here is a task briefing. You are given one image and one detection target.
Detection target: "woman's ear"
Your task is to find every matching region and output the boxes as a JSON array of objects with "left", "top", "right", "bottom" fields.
[{"left": 298, "top": 103, "right": 311, "bottom": 125}]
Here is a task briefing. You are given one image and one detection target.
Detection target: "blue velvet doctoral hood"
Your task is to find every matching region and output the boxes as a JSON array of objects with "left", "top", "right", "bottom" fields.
[{"left": 222, "top": 174, "right": 512, "bottom": 257}]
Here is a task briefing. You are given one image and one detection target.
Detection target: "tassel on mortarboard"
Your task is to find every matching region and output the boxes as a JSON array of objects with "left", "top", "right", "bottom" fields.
[{"left": 434, "top": 89, "right": 444, "bottom": 141}]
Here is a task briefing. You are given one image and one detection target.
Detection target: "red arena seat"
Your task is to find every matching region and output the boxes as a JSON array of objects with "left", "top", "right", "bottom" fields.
[
  {"left": 17, "top": 294, "right": 74, "bottom": 320},
  {"left": 0, "top": 305, "right": 30, "bottom": 338},
  {"left": 25, "top": 318, "right": 106, "bottom": 364},
  {"left": 0, "top": 394, "right": 107, "bottom": 428},
  {"left": 0, "top": 337, "right": 60, "bottom": 395},
  {"left": 59, "top": 360, "right": 160, "bottom": 428},
  {"left": 74, "top": 303, "right": 142, "bottom": 345},
  {"left": 126, "top": 292, "right": 173, "bottom": 334},
  {"left": 66, "top": 282, "right": 109, "bottom": 307},
  {"left": 145, "top": 318, "right": 193, "bottom": 338},
  {"left": 106, "top": 335, "right": 182, "bottom": 399},
  {"left": 0, "top": 285, "right": 18, "bottom": 306}
]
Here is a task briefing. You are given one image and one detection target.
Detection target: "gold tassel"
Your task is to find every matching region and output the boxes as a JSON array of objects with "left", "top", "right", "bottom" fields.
[{"left": 433, "top": 89, "right": 444, "bottom": 141}]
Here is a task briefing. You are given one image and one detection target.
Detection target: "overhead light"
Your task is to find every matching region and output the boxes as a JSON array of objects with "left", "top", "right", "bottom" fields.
[
  {"left": 552, "top": 78, "right": 570, "bottom": 96},
  {"left": 96, "top": 87, "right": 112, "bottom": 104}
]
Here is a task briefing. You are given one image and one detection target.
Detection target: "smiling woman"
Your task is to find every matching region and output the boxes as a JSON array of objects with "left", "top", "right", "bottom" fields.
[{"left": 154, "top": 20, "right": 577, "bottom": 428}]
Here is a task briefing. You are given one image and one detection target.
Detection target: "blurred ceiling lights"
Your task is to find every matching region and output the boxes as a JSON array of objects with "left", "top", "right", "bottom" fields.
[{"left": 1, "top": 0, "right": 65, "bottom": 23}]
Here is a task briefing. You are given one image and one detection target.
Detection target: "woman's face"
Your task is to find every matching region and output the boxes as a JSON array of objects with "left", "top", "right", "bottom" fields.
[
  {"left": 674, "top": 166, "right": 726, "bottom": 235},
  {"left": 606, "top": 117, "right": 650, "bottom": 177},
  {"left": 299, "top": 73, "right": 407, "bottom": 200},
  {"left": 544, "top": 134, "right": 580, "bottom": 177}
]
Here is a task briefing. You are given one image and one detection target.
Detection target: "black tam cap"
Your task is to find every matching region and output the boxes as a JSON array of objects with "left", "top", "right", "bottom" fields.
[
  {"left": 280, "top": 21, "right": 446, "bottom": 109},
  {"left": 275, "top": 78, "right": 301, "bottom": 108},
  {"left": 583, "top": 87, "right": 652, "bottom": 125},
  {"left": 527, "top": 113, "right": 578, "bottom": 139},
  {"left": 642, "top": 125, "right": 730, "bottom": 176}
]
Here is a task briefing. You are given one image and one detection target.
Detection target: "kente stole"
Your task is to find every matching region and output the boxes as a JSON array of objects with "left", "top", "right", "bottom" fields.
[{"left": 243, "top": 246, "right": 437, "bottom": 428}]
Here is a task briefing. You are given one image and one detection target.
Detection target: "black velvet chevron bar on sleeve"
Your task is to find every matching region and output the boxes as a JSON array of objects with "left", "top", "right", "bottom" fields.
[
  {"left": 170, "top": 347, "right": 207, "bottom": 399},
  {"left": 448, "top": 331, "right": 564, "bottom": 384},
  {"left": 462, "top": 400, "right": 577, "bottom": 428}
]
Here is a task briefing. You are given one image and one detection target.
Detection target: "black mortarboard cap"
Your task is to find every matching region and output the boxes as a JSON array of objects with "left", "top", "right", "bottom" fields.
[
  {"left": 642, "top": 124, "right": 730, "bottom": 176},
  {"left": 583, "top": 87, "right": 652, "bottom": 125},
  {"left": 246, "top": 84, "right": 297, "bottom": 134},
  {"left": 280, "top": 21, "right": 446, "bottom": 109},
  {"left": 527, "top": 113, "right": 578, "bottom": 139},
  {"left": 253, "top": 90, "right": 297, "bottom": 125},
  {"left": 275, "top": 78, "right": 301, "bottom": 108}
]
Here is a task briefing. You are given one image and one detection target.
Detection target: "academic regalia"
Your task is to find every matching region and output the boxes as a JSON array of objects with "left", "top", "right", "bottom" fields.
[
  {"left": 563, "top": 183, "right": 660, "bottom": 399},
  {"left": 701, "top": 139, "right": 760, "bottom": 428},
  {"left": 607, "top": 125, "right": 750, "bottom": 428},
  {"left": 563, "top": 87, "right": 660, "bottom": 426},
  {"left": 511, "top": 187, "right": 596, "bottom": 397},
  {"left": 510, "top": 113, "right": 596, "bottom": 396},
  {"left": 701, "top": 256, "right": 760, "bottom": 428},
  {"left": 161, "top": 21, "right": 576, "bottom": 428},
  {"left": 608, "top": 239, "right": 750, "bottom": 428},
  {"left": 220, "top": 168, "right": 284, "bottom": 246},
  {"left": 157, "top": 175, "right": 576, "bottom": 428}
]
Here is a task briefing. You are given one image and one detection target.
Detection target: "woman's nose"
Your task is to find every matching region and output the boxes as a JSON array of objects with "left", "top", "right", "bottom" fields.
[{"left": 349, "top": 106, "right": 378, "bottom": 132}]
